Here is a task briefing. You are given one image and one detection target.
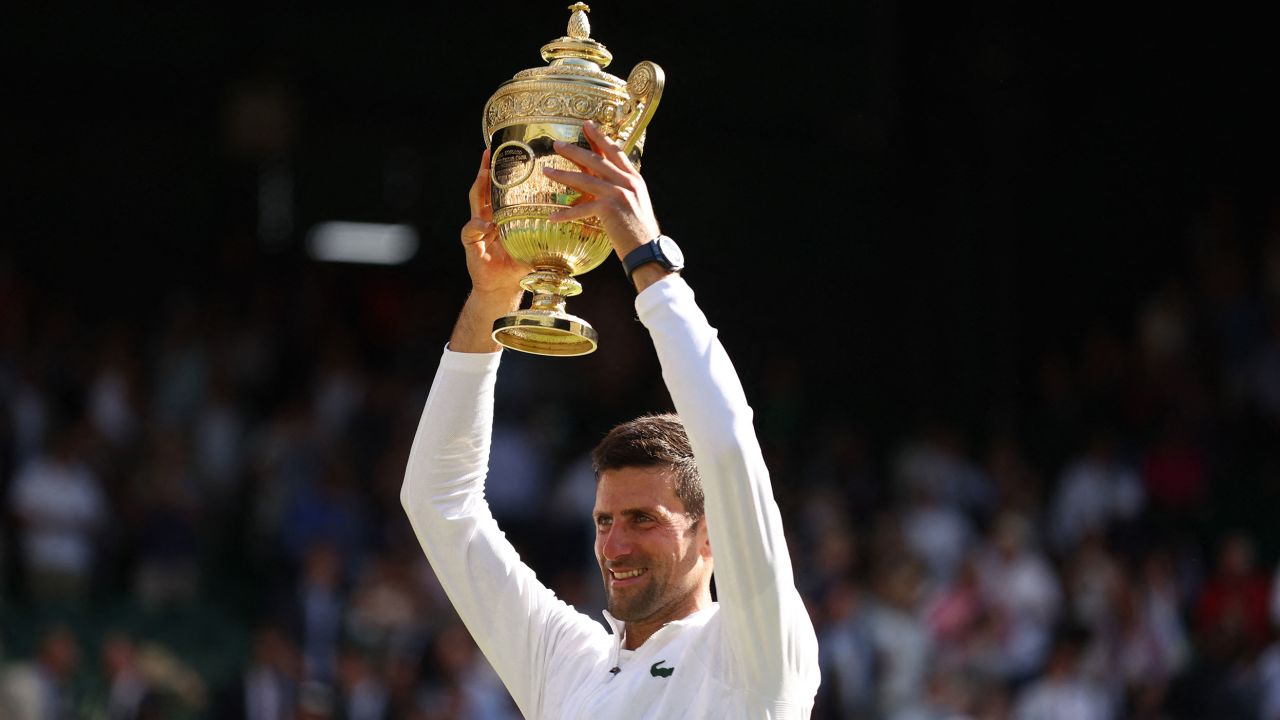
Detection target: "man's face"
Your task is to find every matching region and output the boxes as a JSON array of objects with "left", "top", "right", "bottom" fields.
[{"left": 593, "top": 466, "right": 710, "bottom": 625}]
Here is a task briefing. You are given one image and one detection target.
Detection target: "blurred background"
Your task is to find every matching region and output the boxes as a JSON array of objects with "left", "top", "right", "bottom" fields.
[{"left": 3, "top": 2, "right": 1279, "bottom": 718}]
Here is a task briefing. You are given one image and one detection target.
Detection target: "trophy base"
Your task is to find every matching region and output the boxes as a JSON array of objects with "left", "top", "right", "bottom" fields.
[{"left": 492, "top": 310, "right": 599, "bottom": 357}]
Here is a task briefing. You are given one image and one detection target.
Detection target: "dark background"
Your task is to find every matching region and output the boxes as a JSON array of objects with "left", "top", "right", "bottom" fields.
[{"left": 7, "top": 2, "right": 1275, "bottom": 436}]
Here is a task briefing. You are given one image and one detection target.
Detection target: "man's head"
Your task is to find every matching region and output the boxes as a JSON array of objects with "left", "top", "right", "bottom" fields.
[
  {"left": 592, "top": 413, "right": 703, "bottom": 521},
  {"left": 590, "top": 414, "right": 712, "bottom": 628}
]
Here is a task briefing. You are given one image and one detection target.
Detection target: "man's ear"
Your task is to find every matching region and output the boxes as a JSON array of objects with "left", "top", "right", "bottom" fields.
[{"left": 698, "top": 517, "right": 712, "bottom": 559}]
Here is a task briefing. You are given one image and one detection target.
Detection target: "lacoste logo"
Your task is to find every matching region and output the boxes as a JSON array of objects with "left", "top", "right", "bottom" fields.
[{"left": 650, "top": 660, "right": 674, "bottom": 678}]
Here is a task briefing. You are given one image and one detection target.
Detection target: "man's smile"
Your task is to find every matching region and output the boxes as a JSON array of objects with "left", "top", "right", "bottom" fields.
[{"left": 609, "top": 568, "right": 648, "bottom": 583}]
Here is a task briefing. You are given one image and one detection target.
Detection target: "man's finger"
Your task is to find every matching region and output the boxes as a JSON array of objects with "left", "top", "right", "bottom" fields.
[
  {"left": 543, "top": 166, "right": 617, "bottom": 199},
  {"left": 461, "top": 218, "right": 495, "bottom": 246},
  {"left": 582, "top": 120, "right": 635, "bottom": 172},
  {"left": 553, "top": 139, "right": 626, "bottom": 183},
  {"left": 468, "top": 148, "right": 492, "bottom": 218},
  {"left": 548, "top": 200, "right": 603, "bottom": 223}
]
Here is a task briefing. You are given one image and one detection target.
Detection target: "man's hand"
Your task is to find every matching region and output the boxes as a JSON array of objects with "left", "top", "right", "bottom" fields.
[
  {"left": 544, "top": 120, "right": 662, "bottom": 264},
  {"left": 462, "top": 148, "right": 528, "bottom": 296},
  {"left": 451, "top": 149, "right": 528, "bottom": 353}
]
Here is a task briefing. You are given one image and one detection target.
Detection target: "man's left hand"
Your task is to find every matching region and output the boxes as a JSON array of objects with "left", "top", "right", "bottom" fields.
[{"left": 544, "top": 120, "right": 661, "bottom": 262}]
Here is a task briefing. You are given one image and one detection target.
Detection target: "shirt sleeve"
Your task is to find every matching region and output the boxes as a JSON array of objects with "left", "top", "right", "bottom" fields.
[
  {"left": 400, "top": 347, "right": 607, "bottom": 718},
  {"left": 635, "top": 275, "right": 820, "bottom": 698}
]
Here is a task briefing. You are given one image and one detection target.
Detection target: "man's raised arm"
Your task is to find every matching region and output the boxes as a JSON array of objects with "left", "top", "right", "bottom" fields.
[
  {"left": 400, "top": 150, "right": 608, "bottom": 717},
  {"left": 550, "top": 123, "right": 820, "bottom": 700}
]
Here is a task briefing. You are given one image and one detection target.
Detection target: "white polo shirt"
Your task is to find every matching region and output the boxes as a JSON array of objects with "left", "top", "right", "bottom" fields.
[{"left": 402, "top": 275, "right": 820, "bottom": 718}]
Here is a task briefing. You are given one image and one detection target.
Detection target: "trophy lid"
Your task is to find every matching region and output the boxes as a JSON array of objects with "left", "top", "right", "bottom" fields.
[
  {"left": 484, "top": 3, "right": 635, "bottom": 142},
  {"left": 540, "top": 3, "right": 613, "bottom": 68}
]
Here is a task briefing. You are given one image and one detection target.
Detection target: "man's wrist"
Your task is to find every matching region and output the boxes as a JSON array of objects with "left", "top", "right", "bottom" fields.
[
  {"left": 469, "top": 286, "right": 524, "bottom": 311},
  {"left": 630, "top": 263, "right": 676, "bottom": 293},
  {"left": 450, "top": 288, "right": 524, "bottom": 353},
  {"left": 613, "top": 240, "right": 645, "bottom": 263}
]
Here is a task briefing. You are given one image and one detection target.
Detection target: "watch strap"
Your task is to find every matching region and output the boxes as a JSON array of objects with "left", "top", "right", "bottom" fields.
[{"left": 623, "top": 236, "right": 682, "bottom": 280}]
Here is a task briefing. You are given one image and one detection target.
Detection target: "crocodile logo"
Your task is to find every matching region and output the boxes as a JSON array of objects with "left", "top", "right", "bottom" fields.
[{"left": 650, "top": 660, "right": 674, "bottom": 678}]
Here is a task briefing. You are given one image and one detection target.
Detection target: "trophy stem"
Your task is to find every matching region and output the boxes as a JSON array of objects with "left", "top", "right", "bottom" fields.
[
  {"left": 529, "top": 292, "right": 567, "bottom": 314},
  {"left": 520, "top": 269, "right": 582, "bottom": 298},
  {"left": 492, "top": 268, "right": 598, "bottom": 357}
]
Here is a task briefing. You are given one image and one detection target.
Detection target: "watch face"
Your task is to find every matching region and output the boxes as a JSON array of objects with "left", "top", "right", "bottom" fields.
[{"left": 658, "top": 236, "right": 684, "bottom": 267}]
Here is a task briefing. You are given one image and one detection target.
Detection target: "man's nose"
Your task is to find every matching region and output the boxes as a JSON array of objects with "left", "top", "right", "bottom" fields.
[{"left": 602, "top": 526, "right": 632, "bottom": 560}]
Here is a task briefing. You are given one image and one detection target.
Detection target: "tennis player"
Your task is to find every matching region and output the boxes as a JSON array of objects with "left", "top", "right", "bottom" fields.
[{"left": 402, "top": 120, "right": 820, "bottom": 718}]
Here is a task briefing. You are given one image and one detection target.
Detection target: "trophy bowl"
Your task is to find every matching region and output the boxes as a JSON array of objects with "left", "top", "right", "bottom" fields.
[{"left": 483, "top": 3, "right": 663, "bottom": 357}]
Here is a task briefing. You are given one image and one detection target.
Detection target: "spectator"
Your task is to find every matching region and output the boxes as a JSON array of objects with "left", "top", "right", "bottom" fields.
[
  {"left": 212, "top": 624, "right": 300, "bottom": 720},
  {"left": 1196, "top": 532, "right": 1272, "bottom": 654},
  {"left": 1064, "top": 534, "right": 1123, "bottom": 633},
  {"left": 8, "top": 417, "right": 105, "bottom": 601},
  {"left": 1134, "top": 550, "right": 1191, "bottom": 685},
  {"left": 335, "top": 644, "right": 389, "bottom": 720},
  {"left": 98, "top": 633, "right": 206, "bottom": 718},
  {"left": 1106, "top": 576, "right": 1182, "bottom": 717},
  {"left": 976, "top": 512, "right": 1062, "bottom": 680},
  {"left": 0, "top": 625, "right": 81, "bottom": 720},
  {"left": 1049, "top": 431, "right": 1143, "bottom": 553},
  {"left": 1260, "top": 638, "right": 1280, "bottom": 720},
  {"left": 193, "top": 364, "right": 247, "bottom": 510},
  {"left": 816, "top": 579, "right": 877, "bottom": 719},
  {"left": 294, "top": 680, "right": 337, "bottom": 720},
  {"left": 925, "top": 555, "right": 987, "bottom": 667},
  {"left": 279, "top": 453, "right": 368, "bottom": 571},
  {"left": 894, "top": 424, "right": 994, "bottom": 520},
  {"left": 87, "top": 330, "right": 141, "bottom": 450},
  {"left": 1140, "top": 419, "right": 1208, "bottom": 517},
  {"left": 1013, "top": 624, "right": 1114, "bottom": 720},
  {"left": 417, "top": 623, "right": 517, "bottom": 720},
  {"left": 867, "top": 558, "right": 932, "bottom": 719},
  {"left": 100, "top": 633, "right": 160, "bottom": 720},
  {"left": 346, "top": 554, "right": 426, "bottom": 658},
  {"left": 129, "top": 430, "right": 202, "bottom": 609},
  {"left": 285, "top": 540, "right": 347, "bottom": 683},
  {"left": 902, "top": 484, "right": 973, "bottom": 587}
]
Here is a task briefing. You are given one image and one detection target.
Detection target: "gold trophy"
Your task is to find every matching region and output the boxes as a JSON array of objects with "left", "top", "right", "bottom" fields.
[{"left": 484, "top": 3, "right": 664, "bottom": 356}]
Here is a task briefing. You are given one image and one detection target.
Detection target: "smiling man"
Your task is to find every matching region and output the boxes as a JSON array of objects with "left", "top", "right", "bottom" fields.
[
  {"left": 591, "top": 416, "right": 709, "bottom": 646},
  {"left": 401, "top": 121, "right": 820, "bottom": 718}
]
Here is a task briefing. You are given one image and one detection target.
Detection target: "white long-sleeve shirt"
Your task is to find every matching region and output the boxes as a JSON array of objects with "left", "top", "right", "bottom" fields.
[{"left": 401, "top": 275, "right": 820, "bottom": 719}]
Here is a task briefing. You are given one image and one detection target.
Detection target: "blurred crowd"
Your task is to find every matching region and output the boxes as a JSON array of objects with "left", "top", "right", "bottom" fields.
[{"left": 2, "top": 194, "right": 1280, "bottom": 720}]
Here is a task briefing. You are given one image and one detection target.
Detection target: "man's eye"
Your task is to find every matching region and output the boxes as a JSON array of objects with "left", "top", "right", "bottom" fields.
[
  {"left": 635, "top": 514, "right": 654, "bottom": 524},
  {"left": 596, "top": 517, "right": 612, "bottom": 529}
]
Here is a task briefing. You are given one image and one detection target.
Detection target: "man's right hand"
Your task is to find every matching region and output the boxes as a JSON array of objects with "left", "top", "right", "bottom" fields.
[
  {"left": 450, "top": 149, "right": 528, "bottom": 353},
  {"left": 462, "top": 148, "right": 528, "bottom": 296}
]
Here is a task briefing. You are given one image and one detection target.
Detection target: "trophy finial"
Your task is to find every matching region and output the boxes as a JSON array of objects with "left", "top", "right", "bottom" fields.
[
  {"left": 567, "top": 4, "right": 591, "bottom": 39},
  {"left": 541, "top": 2, "right": 611, "bottom": 67}
]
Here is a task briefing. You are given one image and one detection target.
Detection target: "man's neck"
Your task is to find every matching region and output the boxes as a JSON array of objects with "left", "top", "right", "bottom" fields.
[{"left": 621, "top": 591, "right": 712, "bottom": 650}]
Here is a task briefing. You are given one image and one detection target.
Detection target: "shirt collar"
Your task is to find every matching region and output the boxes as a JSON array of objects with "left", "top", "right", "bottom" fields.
[{"left": 601, "top": 603, "right": 720, "bottom": 647}]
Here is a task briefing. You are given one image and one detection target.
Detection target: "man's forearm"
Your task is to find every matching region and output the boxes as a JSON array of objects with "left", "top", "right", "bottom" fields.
[{"left": 450, "top": 289, "right": 524, "bottom": 353}]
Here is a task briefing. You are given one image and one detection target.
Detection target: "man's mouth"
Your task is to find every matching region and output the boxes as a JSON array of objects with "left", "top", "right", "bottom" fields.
[{"left": 610, "top": 568, "right": 647, "bottom": 581}]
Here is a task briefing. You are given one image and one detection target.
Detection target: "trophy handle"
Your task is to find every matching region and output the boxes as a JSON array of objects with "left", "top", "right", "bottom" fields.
[{"left": 616, "top": 61, "right": 665, "bottom": 155}]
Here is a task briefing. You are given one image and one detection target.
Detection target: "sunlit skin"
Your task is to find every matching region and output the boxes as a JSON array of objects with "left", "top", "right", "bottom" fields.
[{"left": 593, "top": 466, "right": 713, "bottom": 650}]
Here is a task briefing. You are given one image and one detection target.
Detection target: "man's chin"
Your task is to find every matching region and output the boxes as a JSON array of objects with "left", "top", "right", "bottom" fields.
[{"left": 606, "top": 594, "right": 650, "bottom": 622}]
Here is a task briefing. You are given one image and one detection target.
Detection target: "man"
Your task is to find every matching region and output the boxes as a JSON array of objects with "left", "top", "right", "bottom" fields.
[{"left": 401, "top": 120, "right": 819, "bottom": 718}]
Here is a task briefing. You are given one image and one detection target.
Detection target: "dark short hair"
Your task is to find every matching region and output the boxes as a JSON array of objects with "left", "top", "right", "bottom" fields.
[{"left": 591, "top": 413, "right": 704, "bottom": 520}]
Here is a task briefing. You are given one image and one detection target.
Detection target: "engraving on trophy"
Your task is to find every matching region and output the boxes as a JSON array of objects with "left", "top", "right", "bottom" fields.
[
  {"left": 492, "top": 149, "right": 584, "bottom": 210},
  {"left": 491, "top": 141, "right": 536, "bottom": 189}
]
